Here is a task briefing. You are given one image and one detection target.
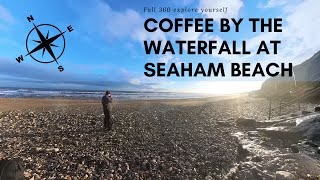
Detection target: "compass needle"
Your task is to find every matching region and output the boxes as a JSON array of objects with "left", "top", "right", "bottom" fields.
[
  {"left": 50, "top": 44, "right": 59, "bottom": 47},
  {"left": 26, "top": 43, "right": 45, "bottom": 56},
  {"left": 33, "top": 23, "right": 46, "bottom": 43},
  {"left": 32, "top": 40, "right": 41, "bottom": 43},
  {"left": 26, "top": 24, "right": 48, "bottom": 56},
  {"left": 42, "top": 48, "right": 46, "bottom": 57},
  {"left": 47, "top": 31, "right": 66, "bottom": 45},
  {"left": 45, "top": 44, "right": 59, "bottom": 65}
]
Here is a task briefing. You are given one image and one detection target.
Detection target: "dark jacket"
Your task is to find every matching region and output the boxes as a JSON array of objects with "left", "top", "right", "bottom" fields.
[{"left": 102, "top": 95, "right": 112, "bottom": 109}]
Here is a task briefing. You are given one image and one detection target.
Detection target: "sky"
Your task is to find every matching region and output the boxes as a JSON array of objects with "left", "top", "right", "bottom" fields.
[{"left": 0, "top": 0, "right": 319, "bottom": 94}]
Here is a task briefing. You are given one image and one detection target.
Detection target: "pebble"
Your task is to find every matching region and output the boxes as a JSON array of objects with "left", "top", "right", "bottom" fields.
[
  {"left": 251, "top": 156, "right": 263, "bottom": 162},
  {"left": 275, "top": 171, "right": 296, "bottom": 180},
  {"left": 45, "top": 148, "right": 59, "bottom": 152}
]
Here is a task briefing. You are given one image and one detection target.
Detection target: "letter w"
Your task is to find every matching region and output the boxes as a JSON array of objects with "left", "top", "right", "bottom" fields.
[
  {"left": 16, "top": 55, "right": 24, "bottom": 63},
  {"left": 144, "top": 40, "right": 161, "bottom": 54}
]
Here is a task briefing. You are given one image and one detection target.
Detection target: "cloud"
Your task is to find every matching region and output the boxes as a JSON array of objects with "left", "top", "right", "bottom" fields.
[
  {"left": 174, "top": 0, "right": 320, "bottom": 84},
  {"left": 176, "top": 29, "right": 203, "bottom": 42},
  {"left": 284, "top": 0, "right": 320, "bottom": 54},
  {"left": 258, "top": 0, "right": 303, "bottom": 9},
  {"left": 199, "top": 0, "right": 244, "bottom": 19},
  {"left": 158, "top": 54, "right": 174, "bottom": 63},
  {"left": 0, "top": 5, "right": 16, "bottom": 32},
  {"left": 182, "top": 0, "right": 194, "bottom": 6},
  {"left": 258, "top": 0, "right": 290, "bottom": 8},
  {"left": 0, "top": 5, "right": 15, "bottom": 24},
  {"left": 190, "top": 80, "right": 263, "bottom": 94},
  {"left": 247, "top": 0, "right": 320, "bottom": 65},
  {"left": 211, "top": 0, "right": 320, "bottom": 67},
  {"left": 73, "top": 0, "right": 165, "bottom": 42},
  {"left": 170, "top": 0, "right": 244, "bottom": 57},
  {"left": 0, "top": 57, "right": 159, "bottom": 90}
]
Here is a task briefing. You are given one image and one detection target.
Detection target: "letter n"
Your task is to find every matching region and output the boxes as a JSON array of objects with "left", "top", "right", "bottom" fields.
[{"left": 27, "top": 15, "right": 34, "bottom": 22}]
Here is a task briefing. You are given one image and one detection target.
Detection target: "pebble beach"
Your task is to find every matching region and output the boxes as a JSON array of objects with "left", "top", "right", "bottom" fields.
[{"left": 0, "top": 96, "right": 319, "bottom": 179}]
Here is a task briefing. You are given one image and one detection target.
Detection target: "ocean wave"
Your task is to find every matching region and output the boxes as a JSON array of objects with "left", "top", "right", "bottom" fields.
[{"left": 0, "top": 88, "right": 208, "bottom": 100}]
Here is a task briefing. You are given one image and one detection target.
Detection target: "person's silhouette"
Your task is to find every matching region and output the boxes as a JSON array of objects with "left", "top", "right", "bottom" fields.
[{"left": 102, "top": 91, "right": 113, "bottom": 130}]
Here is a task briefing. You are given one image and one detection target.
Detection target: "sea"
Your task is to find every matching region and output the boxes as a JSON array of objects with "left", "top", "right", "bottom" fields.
[{"left": 0, "top": 87, "right": 211, "bottom": 100}]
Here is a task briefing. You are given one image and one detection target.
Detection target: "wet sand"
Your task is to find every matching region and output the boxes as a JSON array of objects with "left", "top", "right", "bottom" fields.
[{"left": 0, "top": 96, "right": 318, "bottom": 179}]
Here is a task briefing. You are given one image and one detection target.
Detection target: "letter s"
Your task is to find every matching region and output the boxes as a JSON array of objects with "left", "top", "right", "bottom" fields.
[{"left": 144, "top": 63, "right": 155, "bottom": 77}]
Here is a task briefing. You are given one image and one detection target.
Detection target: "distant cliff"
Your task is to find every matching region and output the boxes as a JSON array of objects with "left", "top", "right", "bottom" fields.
[{"left": 261, "top": 50, "right": 320, "bottom": 101}]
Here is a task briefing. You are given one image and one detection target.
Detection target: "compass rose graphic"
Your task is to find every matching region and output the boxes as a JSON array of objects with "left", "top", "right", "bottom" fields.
[{"left": 16, "top": 15, "right": 73, "bottom": 72}]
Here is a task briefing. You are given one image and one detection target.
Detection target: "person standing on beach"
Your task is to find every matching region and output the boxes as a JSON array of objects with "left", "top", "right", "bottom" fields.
[{"left": 102, "top": 91, "right": 113, "bottom": 130}]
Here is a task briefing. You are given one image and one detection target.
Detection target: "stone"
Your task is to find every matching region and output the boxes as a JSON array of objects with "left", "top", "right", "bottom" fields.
[
  {"left": 46, "top": 148, "right": 59, "bottom": 152},
  {"left": 276, "top": 171, "right": 295, "bottom": 180},
  {"left": 236, "top": 118, "right": 256, "bottom": 127},
  {"left": 24, "top": 171, "right": 32, "bottom": 178},
  {"left": 251, "top": 156, "right": 263, "bottom": 162},
  {"left": 35, "top": 147, "right": 43, "bottom": 152},
  {"left": 301, "top": 110, "right": 312, "bottom": 115},
  {"left": 290, "top": 145, "right": 299, "bottom": 153},
  {"left": 315, "top": 106, "right": 320, "bottom": 112}
]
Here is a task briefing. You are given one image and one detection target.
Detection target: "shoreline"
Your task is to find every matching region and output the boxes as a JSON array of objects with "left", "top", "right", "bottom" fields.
[
  {"left": 0, "top": 87, "right": 219, "bottom": 101},
  {"left": 0, "top": 94, "right": 241, "bottom": 112}
]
